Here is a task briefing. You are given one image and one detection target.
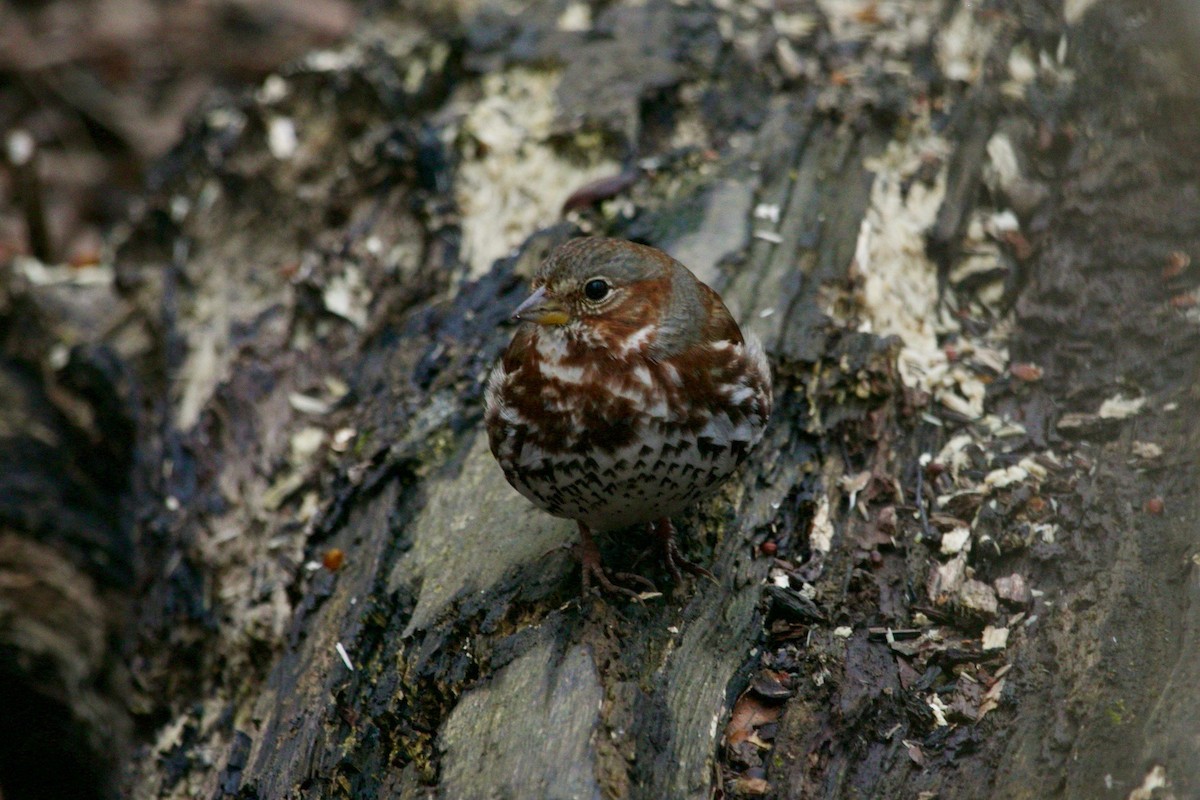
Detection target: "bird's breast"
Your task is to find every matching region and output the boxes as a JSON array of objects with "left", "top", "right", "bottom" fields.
[{"left": 485, "top": 329, "right": 770, "bottom": 527}]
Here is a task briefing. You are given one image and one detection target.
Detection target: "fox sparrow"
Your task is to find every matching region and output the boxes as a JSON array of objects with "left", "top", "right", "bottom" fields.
[{"left": 484, "top": 237, "right": 772, "bottom": 596}]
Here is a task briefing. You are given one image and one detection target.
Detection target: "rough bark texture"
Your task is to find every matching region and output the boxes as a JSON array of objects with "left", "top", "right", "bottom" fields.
[{"left": 2, "top": 1, "right": 1199, "bottom": 799}]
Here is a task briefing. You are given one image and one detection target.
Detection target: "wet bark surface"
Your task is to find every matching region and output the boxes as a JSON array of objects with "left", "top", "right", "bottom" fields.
[{"left": 1, "top": 1, "right": 1198, "bottom": 799}]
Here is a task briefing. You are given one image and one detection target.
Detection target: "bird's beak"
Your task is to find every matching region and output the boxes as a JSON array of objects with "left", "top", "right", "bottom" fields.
[{"left": 511, "top": 285, "right": 569, "bottom": 325}]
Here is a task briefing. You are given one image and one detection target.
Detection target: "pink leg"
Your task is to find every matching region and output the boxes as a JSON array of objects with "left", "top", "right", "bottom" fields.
[
  {"left": 577, "top": 522, "right": 658, "bottom": 598},
  {"left": 653, "top": 518, "right": 716, "bottom": 585}
]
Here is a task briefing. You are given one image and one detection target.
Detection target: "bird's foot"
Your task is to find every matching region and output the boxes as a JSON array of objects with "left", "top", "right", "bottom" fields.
[
  {"left": 653, "top": 518, "right": 717, "bottom": 587},
  {"left": 577, "top": 523, "right": 659, "bottom": 599}
]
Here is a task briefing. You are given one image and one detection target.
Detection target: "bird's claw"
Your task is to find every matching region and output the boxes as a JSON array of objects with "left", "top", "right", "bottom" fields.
[
  {"left": 654, "top": 518, "right": 717, "bottom": 589},
  {"left": 661, "top": 536, "right": 717, "bottom": 586},
  {"left": 581, "top": 560, "right": 660, "bottom": 600},
  {"left": 577, "top": 523, "right": 661, "bottom": 600}
]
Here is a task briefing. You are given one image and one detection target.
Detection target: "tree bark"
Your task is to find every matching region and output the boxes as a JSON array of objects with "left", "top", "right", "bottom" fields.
[{"left": 3, "top": 1, "right": 1200, "bottom": 799}]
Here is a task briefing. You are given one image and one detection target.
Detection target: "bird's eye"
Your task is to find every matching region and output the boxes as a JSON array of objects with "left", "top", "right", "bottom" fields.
[{"left": 583, "top": 278, "right": 610, "bottom": 302}]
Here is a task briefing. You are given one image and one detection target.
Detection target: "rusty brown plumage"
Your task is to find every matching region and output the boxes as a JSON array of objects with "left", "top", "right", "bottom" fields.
[{"left": 485, "top": 237, "right": 772, "bottom": 597}]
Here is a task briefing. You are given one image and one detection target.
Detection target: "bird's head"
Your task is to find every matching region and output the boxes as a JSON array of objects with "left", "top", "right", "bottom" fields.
[{"left": 510, "top": 237, "right": 709, "bottom": 358}]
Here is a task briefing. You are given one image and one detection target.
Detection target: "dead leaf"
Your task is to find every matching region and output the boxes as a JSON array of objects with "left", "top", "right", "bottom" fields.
[{"left": 725, "top": 693, "right": 783, "bottom": 746}]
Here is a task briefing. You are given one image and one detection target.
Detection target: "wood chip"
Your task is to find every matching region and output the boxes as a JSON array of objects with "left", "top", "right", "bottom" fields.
[{"left": 981, "top": 626, "right": 1009, "bottom": 650}]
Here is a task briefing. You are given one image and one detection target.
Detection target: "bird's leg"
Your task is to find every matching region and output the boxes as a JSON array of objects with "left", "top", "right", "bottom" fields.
[
  {"left": 577, "top": 522, "right": 658, "bottom": 598},
  {"left": 652, "top": 518, "right": 716, "bottom": 585}
]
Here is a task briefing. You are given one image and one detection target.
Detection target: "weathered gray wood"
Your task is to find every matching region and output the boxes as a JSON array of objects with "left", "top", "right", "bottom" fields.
[
  {"left": 387, "top": 432, "right": 573, "bottom": 635},
  {"left": 441, "top": 635, "right": 604, "bottom": 800}
]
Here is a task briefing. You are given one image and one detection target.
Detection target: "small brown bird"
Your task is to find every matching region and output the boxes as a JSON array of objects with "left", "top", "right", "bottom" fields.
[{"left": 485, "top": 237, "right": 772, "bottom": 595}]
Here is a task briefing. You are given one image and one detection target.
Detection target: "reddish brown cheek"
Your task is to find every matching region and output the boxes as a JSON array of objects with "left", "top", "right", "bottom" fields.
[{"left": 586, "top": 280, "right": 669, "bottom": 343}]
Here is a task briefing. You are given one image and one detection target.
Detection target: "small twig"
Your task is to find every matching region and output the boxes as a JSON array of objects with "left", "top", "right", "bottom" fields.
[
  {"left": 916, "top": 460, "right": 936, "bottom": 542},
  {"left": 6, "top": 129, "right": 54, "bottom": 262}
]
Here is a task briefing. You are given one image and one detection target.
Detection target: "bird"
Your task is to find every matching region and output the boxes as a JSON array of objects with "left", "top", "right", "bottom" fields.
[{"left": 484, "top": 237, "right": 772, "bottom": 596}]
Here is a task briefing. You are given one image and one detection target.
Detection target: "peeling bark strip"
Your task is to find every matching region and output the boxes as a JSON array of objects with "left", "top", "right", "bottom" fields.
[{"left": 0, "top": 1, "right": 1193, "bottom": 799}]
